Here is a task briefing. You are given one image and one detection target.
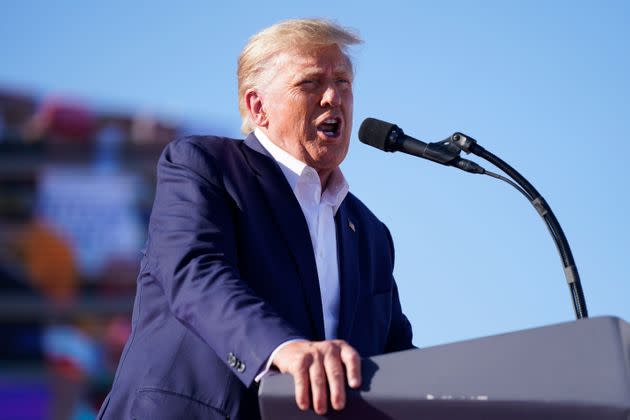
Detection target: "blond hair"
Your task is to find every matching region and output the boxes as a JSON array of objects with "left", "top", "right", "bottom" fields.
[{"left": 237, "top": 18, "right": 362, "bottom": 134}]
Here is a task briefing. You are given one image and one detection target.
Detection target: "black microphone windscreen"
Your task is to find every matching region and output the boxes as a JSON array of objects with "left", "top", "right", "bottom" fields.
[{"left": 358, "top": 118, "right": 396, "bottom": 151}]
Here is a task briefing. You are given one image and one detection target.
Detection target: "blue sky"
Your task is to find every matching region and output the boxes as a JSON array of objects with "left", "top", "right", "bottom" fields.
[{"left": 2, "top": 1, "right": 629, "bottom": 347}]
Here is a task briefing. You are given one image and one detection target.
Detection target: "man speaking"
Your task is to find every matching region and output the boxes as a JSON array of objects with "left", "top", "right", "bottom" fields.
[{"left": 98, "top": 18, "right": 413, "bottom": 419}]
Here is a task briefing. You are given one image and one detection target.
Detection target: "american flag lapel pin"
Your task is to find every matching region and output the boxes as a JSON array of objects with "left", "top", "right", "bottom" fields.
[{"left": 348, "top": 219, "right": 356, "bottom": 232}]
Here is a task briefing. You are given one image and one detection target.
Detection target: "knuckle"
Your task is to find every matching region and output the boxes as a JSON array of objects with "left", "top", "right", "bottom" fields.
[
  {"left": 312, "top": 376, "right": 326, "bottom": 387},
  {"left": 344, "top": 348, "right": 359, "bottom": 361},
  {"left": 326, "top": 344, "right": 341, "bottom": 357},
  {"left": 329, "top": 368, "right": 344, "bottom": 380},
  {"left": 312, "top": 349, "right": 323, "bottom": 361},
  {"left": 293, "top": 354, "right": 313, "bottom": 371},
  {"left": 335, "top": 339, "right": 349, "bottom": 348}
]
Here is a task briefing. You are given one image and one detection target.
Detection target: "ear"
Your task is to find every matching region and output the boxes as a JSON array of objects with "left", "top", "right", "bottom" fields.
[{"left": 245, "top": 89, "right": 268, "bottom": 128}]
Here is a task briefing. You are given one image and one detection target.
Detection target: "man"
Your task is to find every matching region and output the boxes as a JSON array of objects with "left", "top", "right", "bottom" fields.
[{"left": 98, "top": 19, "right": 413, "bottom": 420}]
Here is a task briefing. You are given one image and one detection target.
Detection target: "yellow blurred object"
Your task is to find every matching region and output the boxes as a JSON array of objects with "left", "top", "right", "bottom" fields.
[{"left": 16, "top": 219, "right": 79, "bottom": 301}]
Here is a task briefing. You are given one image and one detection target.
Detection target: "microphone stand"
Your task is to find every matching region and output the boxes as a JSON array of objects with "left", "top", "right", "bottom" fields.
[{"left": 445, "top": 133, "right": 589, "bottom": 320}]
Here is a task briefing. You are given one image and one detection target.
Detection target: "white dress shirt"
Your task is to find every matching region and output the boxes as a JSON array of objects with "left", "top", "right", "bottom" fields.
[{"left": 255, "top": 127, "right": 349, "bottom": 339}]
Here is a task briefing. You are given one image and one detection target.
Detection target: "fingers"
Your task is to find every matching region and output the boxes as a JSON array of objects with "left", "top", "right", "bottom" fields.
[
  {"left": 323, "top": 345, "right": 346, "bottom": 411},
  {"left": 340, "top": 342, "right": 362, "bottom": 388},
  {"left": 292, "top": 354, "right": 311, "bottom": 411},
  {"left": 309, "top": 353, "right": 328, "bottom": 414},
  {"left": 271, "top": 340, "right": 361, "bottom": 414}
]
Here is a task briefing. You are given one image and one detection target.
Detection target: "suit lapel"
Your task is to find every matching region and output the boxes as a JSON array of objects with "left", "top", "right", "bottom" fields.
[
  {"left": 335, "top": 199, "right": 360, "bottom": 341},
  {"left": 241, "top": 134, "right": 325, "bottom": 341}
]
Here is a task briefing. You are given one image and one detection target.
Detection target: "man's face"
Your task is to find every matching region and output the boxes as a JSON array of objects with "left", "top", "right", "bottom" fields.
[{"left": 258, "top": 44, "right": 354, "bottom": 178}]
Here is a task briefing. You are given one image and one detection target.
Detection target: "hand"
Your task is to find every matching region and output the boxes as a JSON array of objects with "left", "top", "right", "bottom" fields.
[{"left": 271, "top": 340, "right": 361, "bottom": 415}]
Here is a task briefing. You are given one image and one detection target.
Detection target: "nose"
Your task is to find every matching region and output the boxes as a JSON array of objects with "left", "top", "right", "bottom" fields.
[{"left": 320, "top": 84, "right": 341, "bottom": 108}]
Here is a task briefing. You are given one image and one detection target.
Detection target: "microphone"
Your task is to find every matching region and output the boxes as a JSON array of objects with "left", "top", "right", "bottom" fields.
[{"left": 358, "top": 118, "right": 485, "bottom": 174}]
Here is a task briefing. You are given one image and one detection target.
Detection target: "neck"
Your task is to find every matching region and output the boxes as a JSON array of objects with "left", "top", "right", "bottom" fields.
[
  {"left": 254, "top": 128, "right": 337, "bottom": 191},
  {"left": 317, "top": 169, "right": 332, "bottom": 191}
]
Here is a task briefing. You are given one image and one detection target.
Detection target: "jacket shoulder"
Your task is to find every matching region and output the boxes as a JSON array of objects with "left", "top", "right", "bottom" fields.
[
  {"left": 163, "top": 135, "right": 243, "bottom": 161},
  {"left": 158, "top": 135, "right": 245, "bottom": 184}
]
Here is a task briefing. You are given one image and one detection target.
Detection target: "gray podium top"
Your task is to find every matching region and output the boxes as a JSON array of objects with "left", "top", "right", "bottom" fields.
[{"left": 259, "top": 316, "right": 630, "bottom": 419}]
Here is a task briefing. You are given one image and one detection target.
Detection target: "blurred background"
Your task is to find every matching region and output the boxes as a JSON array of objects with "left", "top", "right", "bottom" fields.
[{"left": 1, "top": 1, "right": 629, "bottom": 418}]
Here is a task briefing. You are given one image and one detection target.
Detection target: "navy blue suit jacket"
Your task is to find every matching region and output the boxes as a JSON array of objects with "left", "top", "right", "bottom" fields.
[{"left": 98, "top": 134, "right": 413, "bottom": 420}]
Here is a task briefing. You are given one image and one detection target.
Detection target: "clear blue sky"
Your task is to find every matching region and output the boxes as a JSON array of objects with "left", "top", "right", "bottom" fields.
[{"left": 2, "top": 0, "right": 628, "bottom": 347}]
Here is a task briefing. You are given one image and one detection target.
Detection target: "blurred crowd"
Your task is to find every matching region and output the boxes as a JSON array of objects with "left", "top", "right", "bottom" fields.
[{"left": 0, "top": 87, "right": 185, "bottom": 419}]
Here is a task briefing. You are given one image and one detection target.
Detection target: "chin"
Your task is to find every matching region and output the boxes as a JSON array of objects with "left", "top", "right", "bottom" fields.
[{"left": 320, "top": 153, "right": 348, "bottom": 170}]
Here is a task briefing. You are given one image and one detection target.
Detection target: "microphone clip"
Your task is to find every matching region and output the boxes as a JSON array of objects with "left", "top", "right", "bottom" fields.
[
  {"left": 425, "top": 138, "right": 463, "bottom": 164},
  {"left": 450, "top": 132, "right": 478, "bottom": 154},
  {"left": 428, "top": 131, "right": 478, "bottom": 161}
]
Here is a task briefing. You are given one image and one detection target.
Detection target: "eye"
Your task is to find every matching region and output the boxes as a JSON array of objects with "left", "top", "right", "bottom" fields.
[
  {"left": 336, "top": 78, "right": 352, "bottom": 89},
  {"left": 298, "top": 79, "right": 317, "bottom": 87}
]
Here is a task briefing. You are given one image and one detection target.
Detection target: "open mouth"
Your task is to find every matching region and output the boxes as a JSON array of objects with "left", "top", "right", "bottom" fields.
[{"left": 317, "top": 117, "right": 342, "bottom": 138}]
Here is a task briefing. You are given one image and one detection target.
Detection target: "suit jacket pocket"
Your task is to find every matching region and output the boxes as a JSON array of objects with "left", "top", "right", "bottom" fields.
[{"left": 130, "top": 388, "right": 227, "bottom": 420}]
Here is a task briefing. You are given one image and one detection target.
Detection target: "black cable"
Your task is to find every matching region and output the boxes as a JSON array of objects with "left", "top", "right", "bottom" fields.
[
  {"left": 484, "top": 170, "right": 533, "bottom": 201},
  {"left": 468, "top": 143, "right": 588, "bottom": 319},
  {"left": 484, "top": 169, "right": 562, "bottom": 242}
]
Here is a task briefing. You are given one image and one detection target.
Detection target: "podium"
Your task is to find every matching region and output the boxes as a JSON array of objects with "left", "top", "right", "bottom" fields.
[{"left": 259, "top": 316, "right": 630, "bottom": 419}]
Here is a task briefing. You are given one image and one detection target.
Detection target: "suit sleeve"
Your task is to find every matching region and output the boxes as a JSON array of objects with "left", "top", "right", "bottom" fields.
[
  {"left": 146, "top": 138, "right": 305, "bottom": 387},
  {"left": 383, "top": 224, "right": 415, "bottom": 353}
]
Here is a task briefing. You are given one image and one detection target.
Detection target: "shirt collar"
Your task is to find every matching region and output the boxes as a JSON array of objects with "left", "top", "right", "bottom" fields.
[{"left": 254, "top": 128, "right": 349, "bottom": 213}]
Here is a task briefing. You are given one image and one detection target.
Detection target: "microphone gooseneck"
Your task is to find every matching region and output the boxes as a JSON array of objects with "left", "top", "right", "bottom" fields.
[{"left": 358, "top": 117, "right": 588, "bottom": 320}]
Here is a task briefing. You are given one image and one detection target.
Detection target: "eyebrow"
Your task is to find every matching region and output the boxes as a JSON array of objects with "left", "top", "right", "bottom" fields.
[{"left": 297, "top": 65, "right": 353, "bottom": 78}]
